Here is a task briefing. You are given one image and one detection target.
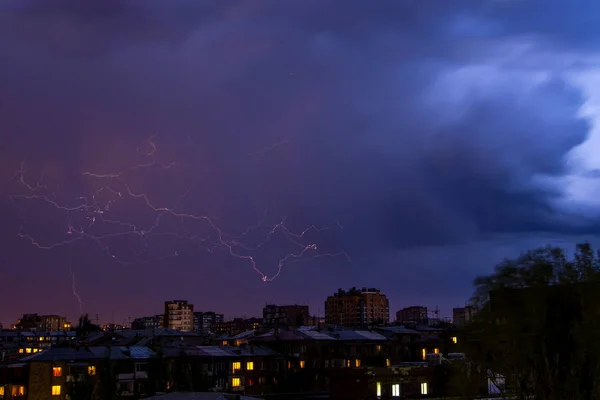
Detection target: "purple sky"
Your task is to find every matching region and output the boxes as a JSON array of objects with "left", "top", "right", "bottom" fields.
[{"left": 2, "top": 0, "right": 600, "bottom": 327}]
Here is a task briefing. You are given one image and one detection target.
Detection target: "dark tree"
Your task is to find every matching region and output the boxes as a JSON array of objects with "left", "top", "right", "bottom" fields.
[
  {"left": 462, "top": 243, "right": 600, "bottom": 400},
  {"left": 77, "top": 314, "right": 101, "bottom": 337}
]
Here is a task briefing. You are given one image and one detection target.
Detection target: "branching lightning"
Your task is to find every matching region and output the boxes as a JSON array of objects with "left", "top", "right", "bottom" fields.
[{"left": 11, "top": 140, "right": 350, "bottom": 289}]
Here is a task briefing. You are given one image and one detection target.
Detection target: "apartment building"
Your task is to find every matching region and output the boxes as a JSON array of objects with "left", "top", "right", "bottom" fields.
[
  {"left": 163, "top": 300, "right": 194, "bottom": 332},
  {"left": 324, "top": 287, "right": 389, "bottom": 328},
  {"left": 452, "top": 306, "right": 476, "bottom": 327},
  {"left": 262, "top": 304, "right": 310, "bottom": 328},
  {"left": 396, "top": 306, "right": 428, "bottom": 325},
  {"left": 193, "top": 311, "right": 224, "bottom": 333},
  {"left": 13, "top": 314, "right": 70, "bottom": 332}
]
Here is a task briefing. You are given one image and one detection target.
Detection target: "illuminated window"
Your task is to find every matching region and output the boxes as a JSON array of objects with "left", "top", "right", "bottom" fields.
[
  {"left": 11, "top": 386, "right": 25, "bottom": 396},
  {"left": 434, "top": 348, "right": 439, "bottom": 355},
  {"left": 386, "top": 358, "right": 391, "bottom": 367},
  {"left": 25, "top": 348, "right": 32, "bottom": 354},
  {"left": 421, "top": 382, "right": 428, "bottom": 395},
  {"left": 376, "top": 382, "right": 381, "bottom": 398},
  {"left": 222, "top": 340, "right": 227, "bottom": 346},
  {"left": 246, "top": 361, "right": 253, "bottom": 371},
  {"left": 287, "top": 361, "right": 291, "bottom": 369},
  {"left": 346, "top": 359, "right": 351, "bottom": 368},
  {"left": 392, "top": 383, "right": 400, "bottom": 397},
  {"left": 232, "top": 377, "right": 241, "bottom": 387},
  {"left": 18, "top": 348, "right": 24, "bottom": 354},
  {"left": 300, "top": 360, "right": 305, "bottom": 369},
  {"left": 355, "top": 359, "right": 361, "bottom": 367},
  {"left": 51, "top": 385, "right": 61, "bottom": 396},
  {"left": 0, "top": 386, "right": 4, "bottom": 396},
  {"left": 422, "top": 348, "right": 426, "bottom": 360},
  {"left": 452, "top": 336, "right": 458, "bottom": 344},
  {"left": 88, "top": 366, "right": 96, "bottom": 376},
  {"left": 232, "top": 362, "right": 241, "bottom": 372},
  {"left": 39, "top": 337, "right": 45, "bottom": 341},
  {"left": 376, "top": 345, "right": 381, "bottom": 352},
  {"left": 53, "top": 367, "right": 62, "bottom": 377}
]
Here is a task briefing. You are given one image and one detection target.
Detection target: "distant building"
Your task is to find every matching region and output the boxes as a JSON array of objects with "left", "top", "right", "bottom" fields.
[
  {"left": 262, "top": 304, "right": 310, "bottom": 328},
  {"left": 325, "top": 287, "right": 389, "bottom": 328},
  {"left": 216, "top": 317, "right": 262, "bottom": 335},
  {"left": 193, "top": 311, "right": 224, "bottom": 333},
  {"left": 102, "top": 323, "right": 125, "bottom": 332},
  {"left": 452, "top": 306, "right": 476, "bottom": 327},
  {"left": 396, "top": 306, "right": 428, "bottom": 325},
  {"left": 13, "top": 314, "right": 70, "bottom": 331},
  {"left": 131, "top": 315, "right": 164, "bottom": 330},
  {"left": 164, "top": 300, "right": 194, "bottom": 332}
]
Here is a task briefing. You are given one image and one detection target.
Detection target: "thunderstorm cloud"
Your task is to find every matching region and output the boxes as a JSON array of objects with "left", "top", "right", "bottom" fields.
[{"left": 1, "top": 0, "right": 600, "bottom": 323}]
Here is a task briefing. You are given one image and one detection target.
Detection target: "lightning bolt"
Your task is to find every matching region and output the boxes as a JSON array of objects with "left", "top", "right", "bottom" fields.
[
  {"left": 69, "top": 264, "right": 83, "bottom": 315},
  {"left": 11, "top": 139, "right": 350, "bottom": 283}
]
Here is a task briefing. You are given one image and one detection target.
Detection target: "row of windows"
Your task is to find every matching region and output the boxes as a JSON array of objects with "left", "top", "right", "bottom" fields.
[
  {"left": 376, "top": 382, "right": 428, "bottom": 397},
  {"left": 52, "top": 366, "right": 96, "bottom": 377}
]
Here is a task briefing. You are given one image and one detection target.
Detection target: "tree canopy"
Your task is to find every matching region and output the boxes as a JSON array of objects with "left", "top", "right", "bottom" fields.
[{"left": 463, "top": 243, "right": 600, "bottom": 400}]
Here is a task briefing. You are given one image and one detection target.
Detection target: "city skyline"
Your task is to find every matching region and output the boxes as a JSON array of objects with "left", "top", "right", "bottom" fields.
[{"left": 3, "top": 2, "right": 600, "bottom": 327}]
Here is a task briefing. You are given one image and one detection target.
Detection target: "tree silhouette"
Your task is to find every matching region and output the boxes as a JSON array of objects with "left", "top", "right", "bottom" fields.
[
  {"left": 462, "top": 243, "right": 600, "bottom": 400},
  {"left": 76, "top": 314, "right": 101, "bottom": 337}
]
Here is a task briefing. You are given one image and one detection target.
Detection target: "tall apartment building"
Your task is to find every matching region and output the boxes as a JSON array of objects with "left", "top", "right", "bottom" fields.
[
  {"left": 263, "top": 304, "right": 310, "bottom": 328},
  {"left": 163, "top": 300, "right": 194, "bottom": 332},
  {"left": 131, "top": 315, "right": 164, "bottom": 330},
  {"left": 193, "top": 311, "right": 224, "bottom": 333},
  {"left": 324, "top": 287, "right": 389, "bottom": 328},
  {"left": 396, "top": 306, "right": 428, "bottom": 325},
  {"left": 453, "top": 306, "right": 476, "bottom": 327},
  {"left": 14, "top": 314, "right": 70, "bottom": 331}
]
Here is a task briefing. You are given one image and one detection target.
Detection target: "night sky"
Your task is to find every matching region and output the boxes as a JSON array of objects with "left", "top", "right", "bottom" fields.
[{"left": 2, "top": 0, "right": 600, "bottom": 327}]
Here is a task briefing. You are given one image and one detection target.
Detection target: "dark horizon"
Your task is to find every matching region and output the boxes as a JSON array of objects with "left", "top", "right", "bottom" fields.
[{"left": 2, "top": 0, "right": 600, "bottom": 327}]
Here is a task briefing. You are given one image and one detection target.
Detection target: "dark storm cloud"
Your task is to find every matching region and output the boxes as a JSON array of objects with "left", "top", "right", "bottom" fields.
[{"left": 0, "top": 0, "right": 597, "bottom": 259}]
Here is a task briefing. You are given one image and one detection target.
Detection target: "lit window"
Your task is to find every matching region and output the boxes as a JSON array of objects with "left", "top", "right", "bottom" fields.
[
  {"left": 246, "top": 361, "right": 253, "bottom": 371},
  {"left": 376, "top": 345, "right": 381, "bottom": 352},
  {"left": 25, "top": 348, "right": 32, "bottom": 354},
  {"left": 232, "top": 377, "right": 241, "bottom": 387},
  {"left": 300, "top": 360, "right": 305, "bottom": 369},
  {"left": 434, "top": 348, "right": 439, "bottom": 355},
  {"left": 0, "top": 386, "right": 4, "bottom": 396},
  {"left": 287, "top": 361, "right": 291, "bottom": 369},
  {"left": 18, "top": 348, "right": 24, "bottom": 354},
  {"left": 376, "top": 382, "right": 382, "bottom": 398},
  {"left": 386, "top": 358, "right": 391, "bottom": 367},
  {"left": 53, "top": 367, "right": 62, "bottom": 377},
  {"left": 232, "top": 362, "right": 241, "bottom": 372},
  {"left": 52, "top": 385, "right": 61, "bottom": 396},
  {"left": 422, "top": 348, "right": 426, "bottom": 360},
  {"left": 421, "top": 382, "right": 428, "bottom": 395},
  {"left": 392, "top": 383, "right": 400, "bottom": 397},
  {"left": 39, "top": 337, "right": 45, "bottom": 341},
  {"left": 222, "top": 340, "right": 227, "bottom": 346},
  {"left": 452, "top": 336, "right": 458, "bottom": 344},
  {"left": 346, "top": 359, "right": 351, "bottom": 368},
  {"left": 355, "top": 359, "right": 361, "bottom": 367},
  {"left": 11, "top": 386, "right": 25, "bottom": 396},
  {"left": 88, "top": 366, "right": 96, "bottom": 376}
]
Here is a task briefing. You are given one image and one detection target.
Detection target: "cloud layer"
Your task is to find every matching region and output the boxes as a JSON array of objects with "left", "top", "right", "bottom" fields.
[{"left": 1, "top": 0, "right": 599, "bottom": 321}]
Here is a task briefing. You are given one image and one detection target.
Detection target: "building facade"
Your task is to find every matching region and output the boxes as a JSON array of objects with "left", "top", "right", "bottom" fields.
[
  {"left": 262, "top": 305, "right": 310, "bottom": 328},
  {"left": 452, "top": 306, "right": 476, "bottom": 327},
  {"left": 325, "top": 287, "right": 389, "bottom": 328},
  {"left": 131, "top": 315, "right": 164, "bottom": 330},
  {"left": 193, "top": 311, "right": 224, "bottom": 333},
  {"left": 396, "top": 306, "right": 428, "bottom": 325},
  {"left": 13, "top": 314, "right": 70, "bottom": 332},
  {"left": 163, "top": 300, "right": 194, "bottom": 332}
]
